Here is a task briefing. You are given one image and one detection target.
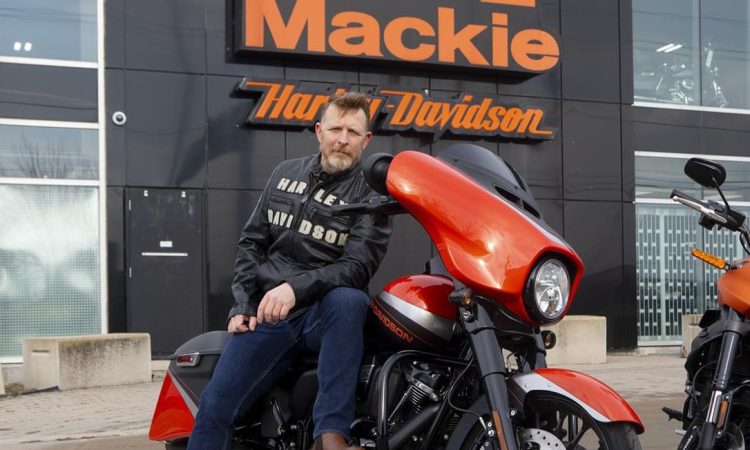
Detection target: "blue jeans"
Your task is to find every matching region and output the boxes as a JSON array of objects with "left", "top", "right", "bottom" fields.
[{"left": 187, "top": 287, "right": 370, "bottom": 450}]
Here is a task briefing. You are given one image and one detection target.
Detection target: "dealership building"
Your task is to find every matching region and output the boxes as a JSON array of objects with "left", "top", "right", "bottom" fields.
[{"left": 1, "top": 0, "right": 750, "bottom": 361}]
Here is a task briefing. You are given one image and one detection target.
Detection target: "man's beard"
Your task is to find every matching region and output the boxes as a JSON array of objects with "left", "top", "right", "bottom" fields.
[{"left": 320, "top": 146, "right": 357, "bottom": 174}]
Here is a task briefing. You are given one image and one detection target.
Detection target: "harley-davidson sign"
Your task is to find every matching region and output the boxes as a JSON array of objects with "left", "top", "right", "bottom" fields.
[
  {"left": 237, "top": 0, "right": 560, "bottom": 74},
  {"left": 235, "top": 79, "right": 556, "bottom": 140}
]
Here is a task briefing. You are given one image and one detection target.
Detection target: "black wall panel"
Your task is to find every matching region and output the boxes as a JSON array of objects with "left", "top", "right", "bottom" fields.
[
  {"left": 207, "top": 75, "right": 286, "bottom": 189},
  {"left": 620, "top": 202, "right": 638, "bottom": 348},
  {"left": 619, "top": 0, "right": 634, "bottom": 103},
  {"left": 106, "top": 69, "right": 126, "bottom": 186},
  {"left": 359, "top": 69, "right": 430, "bottom": 91},
  {"left": 105, "top": 0, "right": 126, "bottom": 69},
  {"left": 564, "top": 200, "right": 626, "bottom": 348},
  {"left": 631, "top": 107, "right": 702, "bottom": 154},
  {"left": 125, "top": 0, "right": 206, "bottom": 74},
  {"left": 562, "top": 101, "right": 622, "bottom": 201},
  {"left": 701, "top": 111, "right": 750, "bottom": 157},
  {"left": 561, "top": 0, "right": 620, "bottom": 103},
  {"left": 206, "top": 189, "right": 261, "bottom": 330},
  {"left": 0, "top": 64, "right": 97, "bottom": 122},
  {"left": 536, "top": 199, "right": 564, "bottom": 235},
  {"left": 125, "top": 71, "right": 206, "bottom": 187},
  {"left": 621, "top": 105, "right": 635, "bottom": 202},
  {"left": 107, "top": 187, "right": 127, "bottom": 333},
  {"left": 206, "top": 0, "right": 286, "bottom": 77}
]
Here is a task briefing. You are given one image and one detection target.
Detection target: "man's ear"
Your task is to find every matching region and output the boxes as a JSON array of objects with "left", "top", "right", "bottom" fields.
[
  {"left": 362, "top": 131, "right": 373, "bottom": 149},
  {"left": 315, "top": 122, "right": 323, "bottom": 142}
]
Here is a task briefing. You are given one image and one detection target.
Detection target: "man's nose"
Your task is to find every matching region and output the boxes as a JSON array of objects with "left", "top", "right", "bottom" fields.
[{"left": 338, "top": 130, "right": 349, "bottom": 144}]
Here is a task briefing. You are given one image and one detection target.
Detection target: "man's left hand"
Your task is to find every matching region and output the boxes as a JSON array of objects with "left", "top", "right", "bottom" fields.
[{"left": 257, "top": 282, "right": 296, "bottom": 324}]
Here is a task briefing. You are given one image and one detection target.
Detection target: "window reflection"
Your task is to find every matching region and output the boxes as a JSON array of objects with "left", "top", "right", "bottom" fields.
[
  {"left": 633, "top": 0, "right": 700, "bottom": 105},
  {"left": 0, "top": 0, "right": 97, "bottom": 62},
  {"left": 0, "top": 125, "right": 98, "bottom": 179},
  {"left": 634, "top": 0, "right": 749, "bottom": 109},
  {"left": 701, "top": 0, "right": 750, "bottom": 109}
]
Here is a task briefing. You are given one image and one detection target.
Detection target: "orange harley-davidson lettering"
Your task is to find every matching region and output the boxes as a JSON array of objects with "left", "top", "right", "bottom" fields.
[
  {"left": 243, "top": 0, "right": 560, "bottom": 72},
  {"left": 235, "top": 80, "right": 557, "bottom": 140}
]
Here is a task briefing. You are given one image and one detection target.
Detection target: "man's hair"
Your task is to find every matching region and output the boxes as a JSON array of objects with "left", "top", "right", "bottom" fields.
[{"left": 319, "top": 91, "right": 371, "bottom": 131}]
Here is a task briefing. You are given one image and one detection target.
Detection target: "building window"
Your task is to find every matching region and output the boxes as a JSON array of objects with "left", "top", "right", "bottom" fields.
[
  {"left": 635, "top": 153, "right": 750, "bottom": 344},
  {"left": 0, "top": 0, "right": 102, "bottom": 361},
  {"left": 0, "top": 122, "right": 98, "bottom": 179},
  {"left": 0, "top": 0, "right": 97, "bottom": 62},
  {"left": 0, "top": 185, "right": 101, "bottom": 358},
  {"left": 633, "top": 0, "right": 750, "bottom": 109}
]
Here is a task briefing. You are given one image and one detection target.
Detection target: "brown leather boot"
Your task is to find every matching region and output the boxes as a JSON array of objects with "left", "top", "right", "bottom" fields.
[{"left": 311, "top": 432, "right": 364, "bottom": 450}]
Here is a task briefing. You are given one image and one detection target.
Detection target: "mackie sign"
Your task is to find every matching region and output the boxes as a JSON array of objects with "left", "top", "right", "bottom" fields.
[
  {"left": 237, "top": 0, "right": 560, "bottom": 74},
  {"left": 235, "top": 79, "right": 556, "bottom": 140}
]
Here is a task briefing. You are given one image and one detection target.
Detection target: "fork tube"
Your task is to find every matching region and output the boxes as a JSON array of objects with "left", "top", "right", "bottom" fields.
[
  {"left": 461, "top": 300, "right": 517, "bottom": 450},
  {"left": 699, "top": 309, "right": 743, "bottom": 450}
]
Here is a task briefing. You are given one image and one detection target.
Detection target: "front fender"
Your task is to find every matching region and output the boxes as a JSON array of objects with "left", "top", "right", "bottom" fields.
[{"left": 509, "top": 369, "right": 644, "bottom": 434}]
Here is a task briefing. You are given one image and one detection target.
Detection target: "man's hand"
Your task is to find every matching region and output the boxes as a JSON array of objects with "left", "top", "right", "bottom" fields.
[
  {"left": 228, "top": 314, "right": 257, "bottom": 333},
  {"left": 257, "top": 283, "right": 296, "bottom": 324}
]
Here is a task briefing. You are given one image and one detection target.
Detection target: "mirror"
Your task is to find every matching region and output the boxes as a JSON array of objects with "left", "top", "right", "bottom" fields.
[{"left": 684, "top": 158, "right": 726, "bottom": 188}]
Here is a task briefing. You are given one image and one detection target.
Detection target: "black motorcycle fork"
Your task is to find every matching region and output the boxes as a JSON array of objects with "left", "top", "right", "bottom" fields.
[
  {"left": 460, "top": 298, "right": 518, "bottom": 450},
  {"left": 698, "top": 307, "right": 746, "bottom": 450}
]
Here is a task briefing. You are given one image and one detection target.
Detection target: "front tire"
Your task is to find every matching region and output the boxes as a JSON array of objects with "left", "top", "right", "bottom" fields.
[{"left": 458, "top": 393, "right": 642, "bottom": 450}]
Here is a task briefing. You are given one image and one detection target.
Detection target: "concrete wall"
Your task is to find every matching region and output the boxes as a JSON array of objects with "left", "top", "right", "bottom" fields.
[{"left": 23, "top": 334, "right": 151, "bottom": 391}]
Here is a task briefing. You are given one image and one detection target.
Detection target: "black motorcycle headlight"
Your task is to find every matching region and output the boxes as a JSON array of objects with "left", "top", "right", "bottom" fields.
[{"left": 524, "top": 258, "right": 571, "bottom": 324}]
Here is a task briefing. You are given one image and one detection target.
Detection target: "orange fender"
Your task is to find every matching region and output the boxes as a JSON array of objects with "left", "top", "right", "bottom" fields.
[
  {"left": 149, "top": 371, "right": 196, "bottom": 442},
  {"left": 510, "top": 368, "right": 644, "bottom": 434}
]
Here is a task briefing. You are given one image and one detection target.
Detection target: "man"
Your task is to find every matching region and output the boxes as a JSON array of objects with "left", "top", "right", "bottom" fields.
[{"left": 188, "top": 92, "right": 392, "bottom": 450}]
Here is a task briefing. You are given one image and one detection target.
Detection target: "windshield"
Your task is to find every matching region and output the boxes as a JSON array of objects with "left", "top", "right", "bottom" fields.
[{"left": 437, "top": 144, "right": 541, "bottom": 219}]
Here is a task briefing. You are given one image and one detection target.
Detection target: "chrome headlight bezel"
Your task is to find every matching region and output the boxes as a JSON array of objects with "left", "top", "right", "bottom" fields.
[{"left": 523, "top": 257, "right": 571, "bottom": 324}]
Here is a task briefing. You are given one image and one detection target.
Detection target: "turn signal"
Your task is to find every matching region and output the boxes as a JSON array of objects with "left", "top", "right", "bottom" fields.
[
  {"left": 691, "top": 248, "right": 728, "bottom": 270},
  {"left": 541, "top": 330, "right": 556, "bottom": 350}
]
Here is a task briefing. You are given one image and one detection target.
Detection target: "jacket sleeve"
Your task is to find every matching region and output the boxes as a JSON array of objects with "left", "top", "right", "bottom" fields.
[
  {"left": 227, "top": 168, "right": 277, "bottom": 320},
  {"left": 285, "top": 196, "right": 393, "bottom": 304}
]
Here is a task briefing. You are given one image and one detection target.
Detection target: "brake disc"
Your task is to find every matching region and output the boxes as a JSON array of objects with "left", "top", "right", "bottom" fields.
[
  {"left": 518, "top": 428, "right": 566, "bottom": 449},
  {"left": 724, "top": 422, "right": 746, "bottom": 450}
]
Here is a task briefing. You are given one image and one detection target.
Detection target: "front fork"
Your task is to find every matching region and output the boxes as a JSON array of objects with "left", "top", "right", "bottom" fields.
[
  {"left": 696, "top": 308, "right": 744, "bottom": 450},
  {"left": 459, "top": 296, "right": 524, "bottom": 450}
]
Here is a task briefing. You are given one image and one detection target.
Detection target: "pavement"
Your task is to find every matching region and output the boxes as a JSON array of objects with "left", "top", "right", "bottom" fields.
[{"left": 0, "top": 352, "right": 689, "bottom": 450}]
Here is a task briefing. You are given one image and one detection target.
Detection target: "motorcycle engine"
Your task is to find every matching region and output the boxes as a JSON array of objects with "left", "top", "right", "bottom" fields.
[{"left": 388, "top": 362, "right": 449, "bottom": 430}]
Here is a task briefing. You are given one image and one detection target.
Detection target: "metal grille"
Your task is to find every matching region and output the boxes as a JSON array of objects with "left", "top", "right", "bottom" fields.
[{"left": 637, "top": 204, "right": 750, "bottom": 344}]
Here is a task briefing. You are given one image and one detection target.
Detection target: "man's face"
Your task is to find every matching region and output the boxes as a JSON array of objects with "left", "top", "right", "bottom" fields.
[{"left": 315, "top": 105, "right": 372, "bottom": 174}]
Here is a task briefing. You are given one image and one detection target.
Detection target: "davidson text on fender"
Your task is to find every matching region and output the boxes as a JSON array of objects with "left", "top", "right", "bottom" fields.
[{"left": 235, "top": 79, "right": 556, "bottom": 140}]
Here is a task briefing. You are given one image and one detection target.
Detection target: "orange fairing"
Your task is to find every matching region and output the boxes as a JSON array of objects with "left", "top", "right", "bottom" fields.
[
  {"left": 386, "top": 151, "right": 583, "bottom": 324},
  {"left": 149, "top": 372, "right": 195, "bottom": 442},
  {"left": 718, "top": 263, "right": 750, "bottom": 317}
]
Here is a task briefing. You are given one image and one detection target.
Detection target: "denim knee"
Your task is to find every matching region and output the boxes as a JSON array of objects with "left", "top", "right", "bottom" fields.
[{"left": 319, "top": 287, "right": 370, "bottom": 320}]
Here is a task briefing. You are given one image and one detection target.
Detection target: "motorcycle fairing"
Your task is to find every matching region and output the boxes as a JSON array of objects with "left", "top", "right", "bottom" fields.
[
  {"left": 149, "top": 370, "right": 196, "bottom": 441},
  {"left": 386, "top": 150, "right": 584, "bottom": 324},
  {"left": 509, "top": 369, "right": 644, "bottom": 434},
  {"left": 718, "top": 263, "right": 750, "bottom": 316}
]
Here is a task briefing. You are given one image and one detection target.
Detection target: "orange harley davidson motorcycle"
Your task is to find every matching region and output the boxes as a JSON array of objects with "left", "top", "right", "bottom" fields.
[
  {"left": 150, "top": 144, "right": 643, "bottom": 449},
  {"left": 665, "top": 158, "right": 750, "bottom": 449}
]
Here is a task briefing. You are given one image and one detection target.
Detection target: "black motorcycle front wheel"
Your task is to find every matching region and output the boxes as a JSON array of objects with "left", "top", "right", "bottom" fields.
[{"left": 459, "top": 393, "right": 642, "bottom": 450}]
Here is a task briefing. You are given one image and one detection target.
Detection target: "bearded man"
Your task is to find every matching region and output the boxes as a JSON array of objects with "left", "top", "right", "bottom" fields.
[{"left": 187, "top": 92, "right": 392, "bottom": 450}]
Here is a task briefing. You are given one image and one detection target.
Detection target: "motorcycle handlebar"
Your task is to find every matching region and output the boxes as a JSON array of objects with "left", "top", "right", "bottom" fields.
[
  {"left": 330, "top": 196, "right": 405, "bottom": 217},
  {"left": 670, "top": 189, "right": 729, "bottom": 225}
]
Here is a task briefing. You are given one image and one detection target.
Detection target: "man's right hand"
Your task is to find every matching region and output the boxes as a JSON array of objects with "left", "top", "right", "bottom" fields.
[{"left": 228, "top": 314, "right": 257, "bottom": 333}]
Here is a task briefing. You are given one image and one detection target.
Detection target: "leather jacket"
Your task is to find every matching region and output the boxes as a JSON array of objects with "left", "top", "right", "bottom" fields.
[{"left": 228, "top": 154, "right": 392, "bottom": 320}]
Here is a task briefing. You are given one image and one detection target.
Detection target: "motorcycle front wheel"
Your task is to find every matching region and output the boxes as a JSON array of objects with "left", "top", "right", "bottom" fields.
[{"left": 459, "top": 393, "right": 642, "bottom": 450}]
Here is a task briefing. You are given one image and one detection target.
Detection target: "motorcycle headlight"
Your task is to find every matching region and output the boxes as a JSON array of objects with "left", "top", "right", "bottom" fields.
[{"left": 524, "top": 258, "right": 571, "bottom": 324}]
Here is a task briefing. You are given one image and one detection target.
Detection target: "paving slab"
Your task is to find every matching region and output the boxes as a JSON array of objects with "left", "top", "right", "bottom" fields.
[{"left": 0, "top": 354, "right": 688, "bottom": 449}]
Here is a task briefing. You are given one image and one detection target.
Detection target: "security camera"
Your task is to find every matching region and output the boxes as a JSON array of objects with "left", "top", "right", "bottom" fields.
[{"left": 112, "top": 111, "right": 127, "bottom": 126}]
